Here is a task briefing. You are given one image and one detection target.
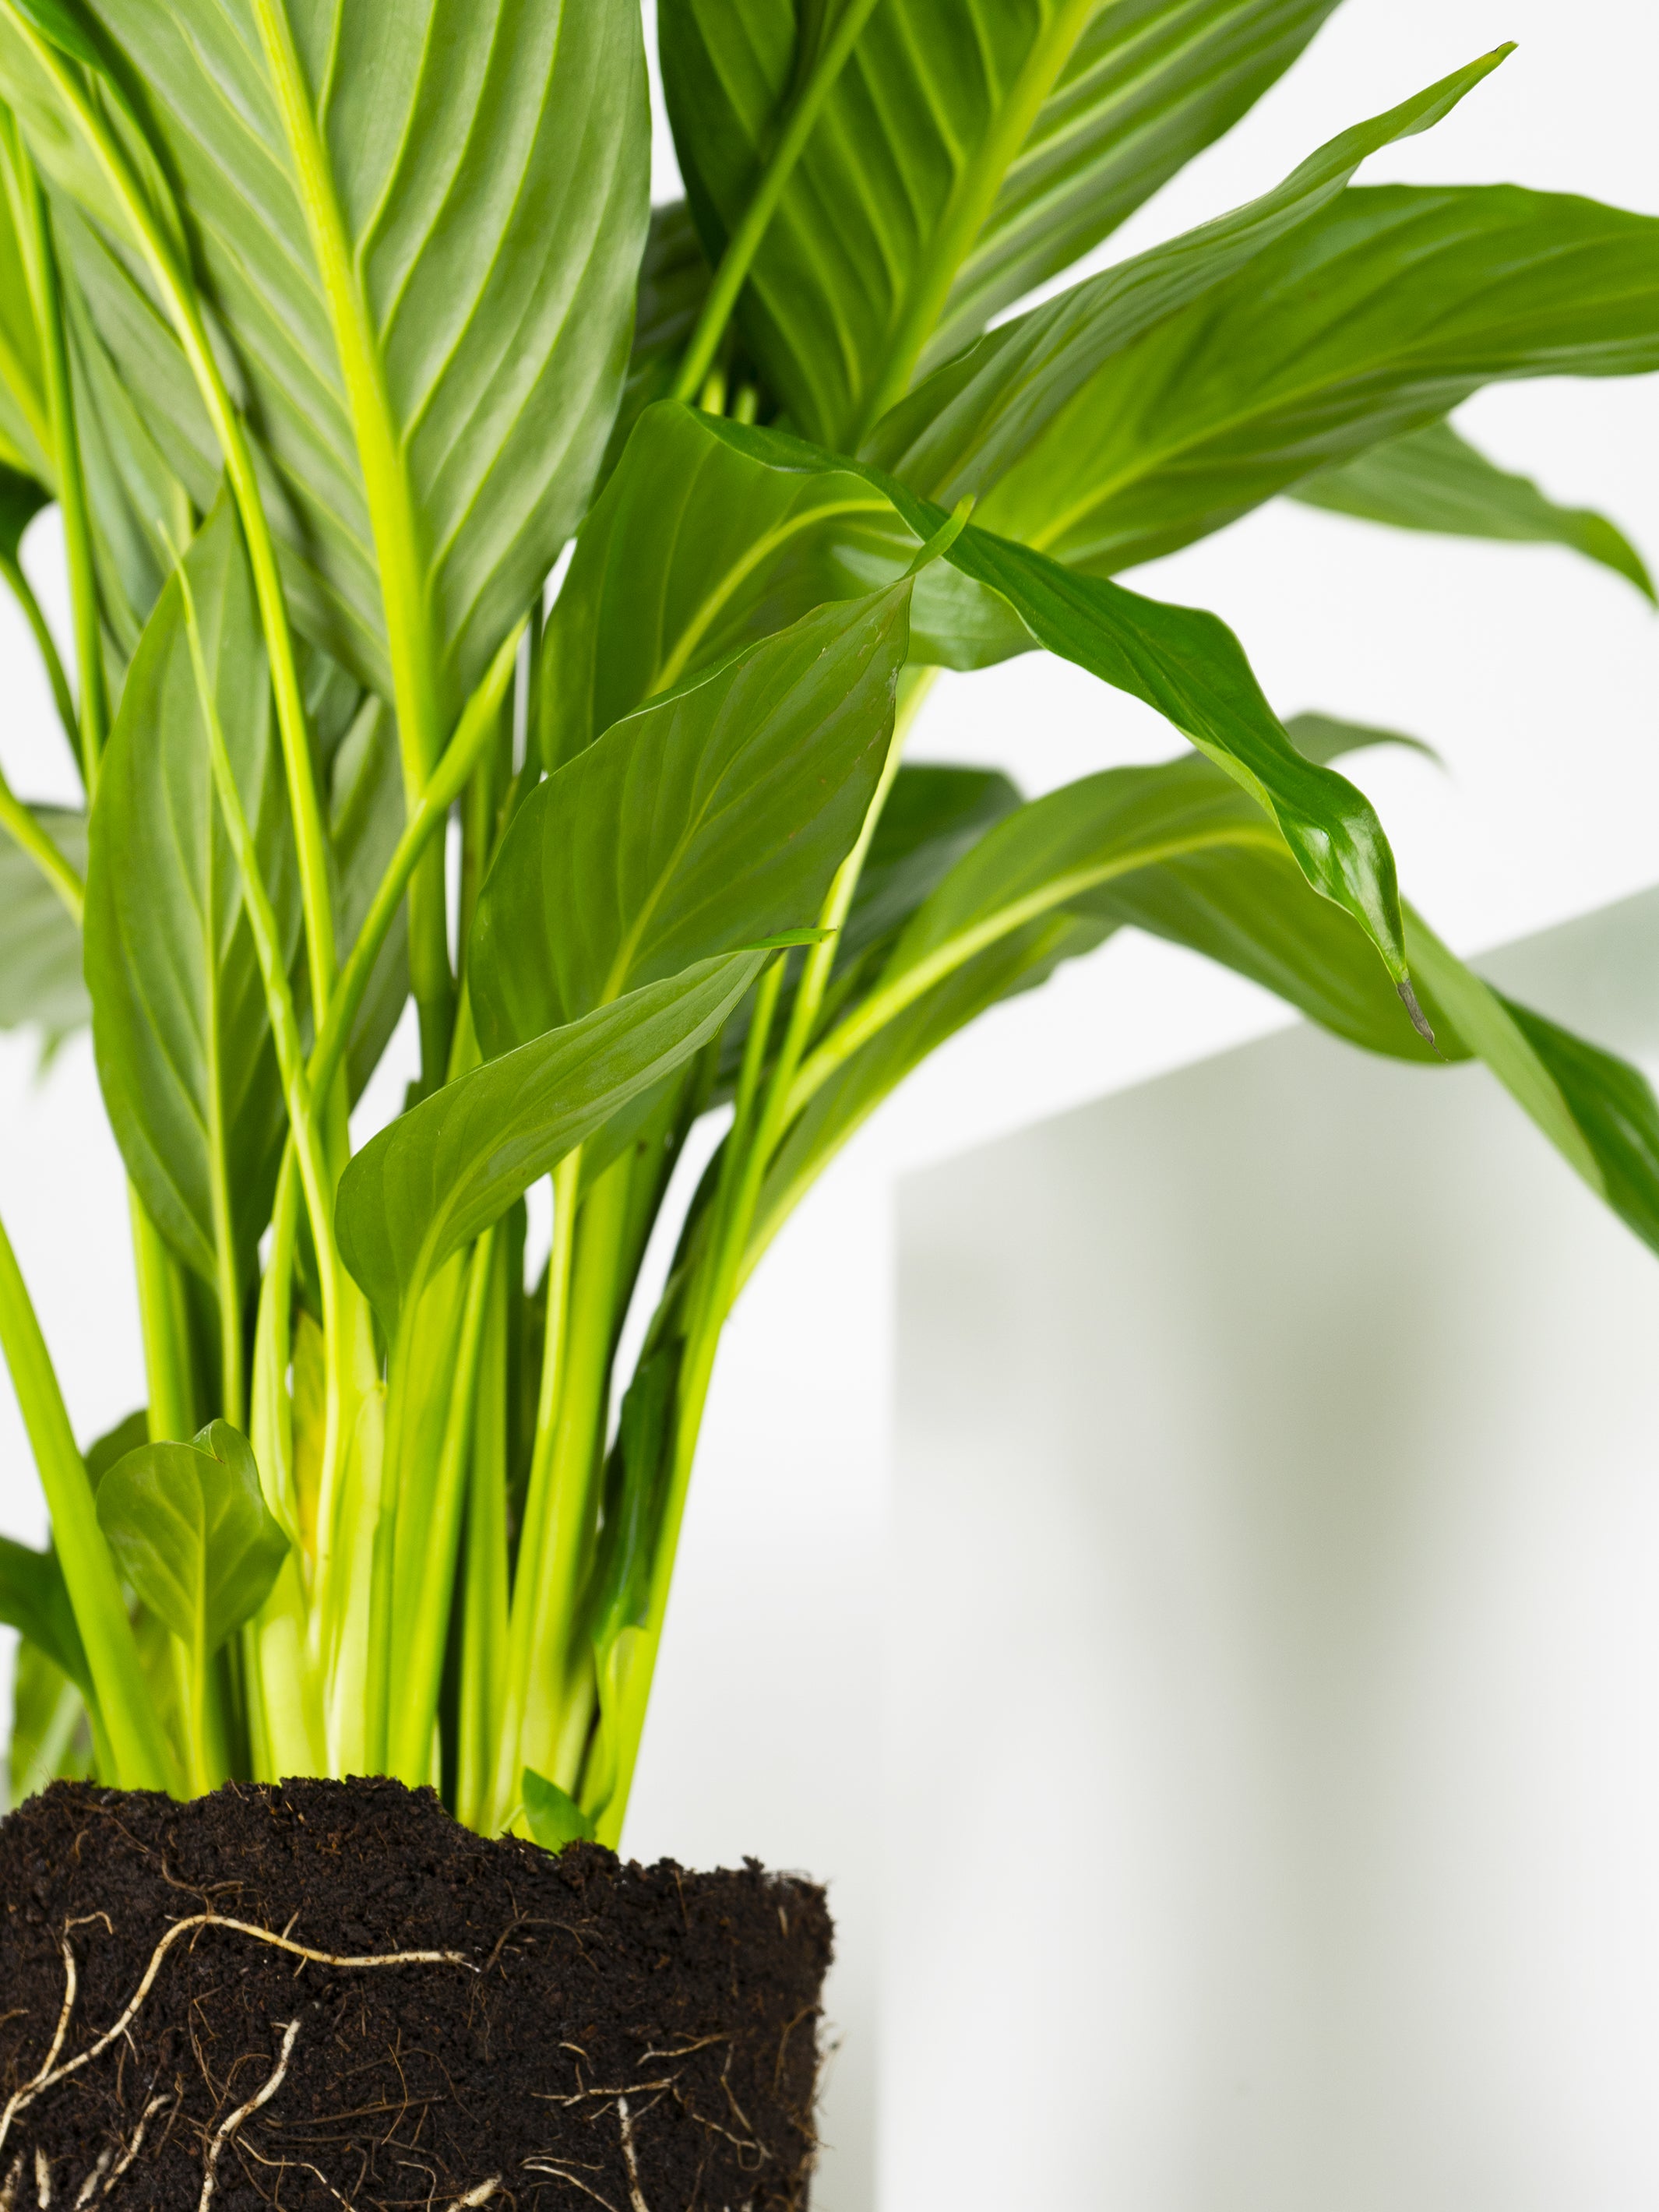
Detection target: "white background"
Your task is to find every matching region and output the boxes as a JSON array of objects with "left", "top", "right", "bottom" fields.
[{"left": 0, "top": 3, "right": 1655, "bottom": 2207}]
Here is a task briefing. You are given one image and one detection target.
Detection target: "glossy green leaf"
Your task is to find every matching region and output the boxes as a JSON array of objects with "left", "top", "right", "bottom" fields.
[
  {"left": 1497, "top": 997, "right": 1659, "bottom": 1255},
  {"left": 84, "top": 494, "right": 298, "bottom": 1288},
  {"left": 95, "top": 1418, "right": 289, "bottom": 1656},
  {"left": 522, "top": 1763, "right": 595, "bottom": 1850},
  {"left": 663, "top": 0, "right": 1344, "bottom": 448},
  {"left": 337, "top": 951, "right": 766, "bottom": 1338},
  {"left": 0, "top": 0, "right": 650, "bottom": 713},
  {"left": 1290, "top": 417, "right": 1655, "bottom": 601},
  {"left": 861, "top": 51, "right": 1506, "bottom": 502},
  {"left": 543, "top": 405, "right": 1409, "bottom": 987},
  {"left": 970, "top": 184, "right": 1659, "bottom": 572},
  {"left": 0, "top": 1531, "right": 87, "bottom": 1689},
  {"left": 476, "top": 584, "right": 911, "bottom": 1055},
  {"left": 0, "top": 801, "right": 86, "bottom": 1037}
]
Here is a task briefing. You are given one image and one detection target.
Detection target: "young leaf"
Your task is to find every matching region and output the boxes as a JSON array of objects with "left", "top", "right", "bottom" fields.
[
  {"left": 0, "top": 1532, "right": 88, "bottom": 1690},
  {"left": 522, "top": 1765, "right": 596, "bottom": 1851},
  {"left": 476, "top": 584, "right": 912, "bottom": 1054},
  {"left": 861, "top": 50, "right": 1509, "bottom": 501},
  {"left": 94, "top": 1418, "right": 289, "bottom": 1657},
  {"left": 336, "top": 951, "right": 767, "bottom": 1338},
  {"left": 969, "top": 185, "right": 1659, "bottom": 572},
  {"left": 662, "top": 0, "right": 1345, "bottom": 446},
  {"left": 84, "top": 494, "right": 298, "bottom": 1291},
  {"left": 0, "top": 0, "right": 650, "bottom": 716},
  {"left": 1290, "top": 418, "right": 1655, "bottom": 601}
]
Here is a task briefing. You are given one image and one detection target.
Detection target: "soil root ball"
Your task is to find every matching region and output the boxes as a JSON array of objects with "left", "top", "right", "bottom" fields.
[{"left": 0, "top": 1778, "right": 832, "bottom": 2212}]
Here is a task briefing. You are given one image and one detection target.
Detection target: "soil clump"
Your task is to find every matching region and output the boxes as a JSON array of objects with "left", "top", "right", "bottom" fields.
[{"left": 0, "top": 1777, "right": 831, "bottom": 2211}]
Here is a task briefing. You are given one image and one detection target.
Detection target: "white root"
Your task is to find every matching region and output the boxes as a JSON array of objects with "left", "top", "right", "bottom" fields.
[
  {"left": 615, "top": 2098, "right": 650, "bottom": 2212},
  {"left": 0, "top": 1914, "right": 475, "bottom": 2161},
  {"left": 0, "top": 2154, "right": 19, "bottom": 2212},
  {"left": 442, "top": 2178, "right": 501, "bottom": 2211},
  {"left": 196, "top": 2017, "right": 301, "bottom": 2212},
  {"left": 97, "top": 2096, "right": 171, "bottom": 2204},
  {"left": 32, "top": 2149, "right": 49, "bottom": 2210},
  {"left": 69, "top": 2150, "right": 111, "bottom": 2209}
]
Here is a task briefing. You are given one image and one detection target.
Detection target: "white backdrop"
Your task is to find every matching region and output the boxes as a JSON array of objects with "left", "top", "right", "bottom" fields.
[{"left": 0, "top": 4, "right": 1654, "bottom": 2208}]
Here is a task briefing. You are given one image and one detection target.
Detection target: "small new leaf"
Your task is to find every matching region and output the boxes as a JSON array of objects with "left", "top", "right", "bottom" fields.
[
  {"left": 95, "top": 1419, "right": 289, "bottom": 1657},
  {"left": 522, "top": 1766, "right": 595, "bottom": 1852}
]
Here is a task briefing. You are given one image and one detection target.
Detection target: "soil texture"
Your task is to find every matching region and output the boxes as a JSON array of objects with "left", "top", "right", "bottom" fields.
[{"left": 0, "top": 1777, "right": 831, "bottom": 2212}]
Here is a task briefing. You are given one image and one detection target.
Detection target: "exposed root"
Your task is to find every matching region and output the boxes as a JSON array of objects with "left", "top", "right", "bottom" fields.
[
  {"left": 0, "top": 2153, "right": 18, "bottom": 2212},
  {"left": 32, "top": 2150, "right": 48, "bottom": 2210},
  {"left": 614, "top": 2098, "right": 650, "bottom": 2212},
  {"left": 0, "top": 1914, "right": 474, "bottom": 2162},
  {"left": 68, "top": 2149, "right": 111, "bottom": 2208},
  {"left": 197, "top": 2017, "right": 301, "bottom": 2212},
  {"left": 521, "top": 2164, "right": 619, "bottom": 2212},
  {"left": 442, "top": 2178, "right": 501, "bottom": 2210},
  {"left": 93, "top": 2096, "right": 171, "bottom": 2204}
]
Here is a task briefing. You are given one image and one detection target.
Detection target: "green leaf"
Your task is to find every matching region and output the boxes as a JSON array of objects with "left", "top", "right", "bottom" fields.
[
  {"left": 1, "top": 0, "right": 650, "bottom": 713},
  {"left": 0, "top": 1531, "right": 88, "bottom": 1689},
  {"left": 475, "top": 583, "right": 912, "bottom": 1054},
  {"left": 4, "top": 1636, "right": 92, "bottom": 1812},
  {"left": 1290, "top": 417, "right": 1655, "bottom": 601},
  {"left": 860, "top": 50, "right": 1508, "bottom": 502},
  {"left": 843, "top": 763, "right": 1024, "bottom": 963},
  {"left": 95, "top": 1418, "right": 289, "bottom": 1657},
  {"left": 662, "top": 0, "right": 1345, "bottom": 448},
  {"left": 544, "top": 404, "right": 1411, "bottom": 988},
  {"left": 522, "top": 1764, "right": 595, "bottom": 1851},
  {"left": 0, "top": 456, "right": 46, "bottom": 559},
  {"left": 84, "top": 493, "right": 298, "bottom": 1289},
  {"left": 967, "top": 184, "right": 1659, "bottom": 572},
  {"left": 0, "top": 801, "right": 87, "bottom": 1038},
  {"left": 336, "top": 951, "right": 767, "bottom": 1339},
  {"left": 84, "top": 1405, "right": 147, "bottom": 1487},
  {"left": 1498, "top": 997, "right": 1659, "bottom": 1255}
]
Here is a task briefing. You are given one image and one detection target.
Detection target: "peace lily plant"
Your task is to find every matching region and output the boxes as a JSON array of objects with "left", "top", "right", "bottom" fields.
[{"left": 0, "top": 0, "right": 1655, "bottom": 1854}]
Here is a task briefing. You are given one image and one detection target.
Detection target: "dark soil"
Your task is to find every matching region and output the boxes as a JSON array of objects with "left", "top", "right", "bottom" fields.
[{"left": 0, "top": 1777, "right": 832, "bottom": 2212}]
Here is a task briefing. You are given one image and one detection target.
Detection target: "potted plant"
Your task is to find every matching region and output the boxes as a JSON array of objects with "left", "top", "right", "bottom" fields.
[{"left": 0, "top": 2, "right": 1656, "bottom": 2204}]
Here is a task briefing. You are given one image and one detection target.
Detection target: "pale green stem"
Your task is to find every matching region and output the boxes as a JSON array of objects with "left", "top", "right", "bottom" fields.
[
  {"left": 0, "top": 549, "right": 78, "bottom": 758},
  {"left": 248, "top": 0, "right": 455, "bottom": 1085},
  {"left": 0, "top": 1205, "right": 175, "bottom": 1791},
  {"left": 456, "top": 1242, "right": 510, "bottom": 1831},
  {"left": 129, "top": 1185, "right": 195, "bottom": 1441},
  {"left": 386, "top": 1228, "right": 497, "bottom": 1783},
  {"left": 491, "top": 1149, "right": 582, "bottom": 1830},
  {"left": 671, "top": 0, "right": 885, "bottom": 403}
]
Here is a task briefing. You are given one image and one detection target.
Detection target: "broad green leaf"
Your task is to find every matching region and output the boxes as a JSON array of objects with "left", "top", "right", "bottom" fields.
[
  {"left": 543, "top": 405, "right": 1411, "bottom": 990},
  {"left": 969, "top": 185, "right": 1659, "bottom": 572},
  {"left": 1283, "top": 709, "right": 1439, "bottom": 770},
  {"left": 0, "top": 801, "right": 86, "bottom": 1037},
  {"left": 96, "top": 1418, "right": 289, "bottom": 1656},
  {"left": 336, "top": 951, "right": 766, "bottom": 1337},
  {"left": 1, "top": 0, "right": 650, "bottom": 714},
  {"left": 662, "top": 0, "right": 1344, "bottom": 447},
  {"left": 84, "top": 493, "right": 298, "bottom": 1288},
  {"left": 0, "top": 1531, "right": 87, "bottom": 1689},
  {"left": 523, "top": 1764, "right": 596, "bottom": 1850},
  {"left": 84, "top": 1404, "right": 147, "bottom": 1485},
  {"left": 476, "top": 584, "right": 911, "bottom": 1055},
  {"left": 1290, "top": 418, "right": 1655, "bottom": 601},
  {"left": 541, "top": 402, "right": 1023, "bottom": 768},
  {"left": 1498, "top": 998, "right": 1659, "bottom": 1256},
  {"left": 861, "top": 51, "right": 1506, "bottom": 502}
]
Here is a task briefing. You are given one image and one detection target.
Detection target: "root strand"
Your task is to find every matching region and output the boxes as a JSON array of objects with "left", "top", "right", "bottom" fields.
[{"left": 198, "top": 2018, "right": 301, "bottom": 2212}]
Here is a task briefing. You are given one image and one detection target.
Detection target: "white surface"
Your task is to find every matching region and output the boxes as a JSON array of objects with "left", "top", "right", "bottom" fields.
[
  {"left": 0, "top": 4, "right": 1653, "bottom": 2209},
  {"left": 891, "top": 888, "right": 1659, "bottom": 2212}
]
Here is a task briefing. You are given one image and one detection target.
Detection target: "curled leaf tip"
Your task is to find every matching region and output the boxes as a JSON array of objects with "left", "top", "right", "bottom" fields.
[
  {"left": 907, "top": 497, "right": 974, "bottom": 576},
  {"left": 1397, "top": 975, "right": 1439, "bottom": 1048}
]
